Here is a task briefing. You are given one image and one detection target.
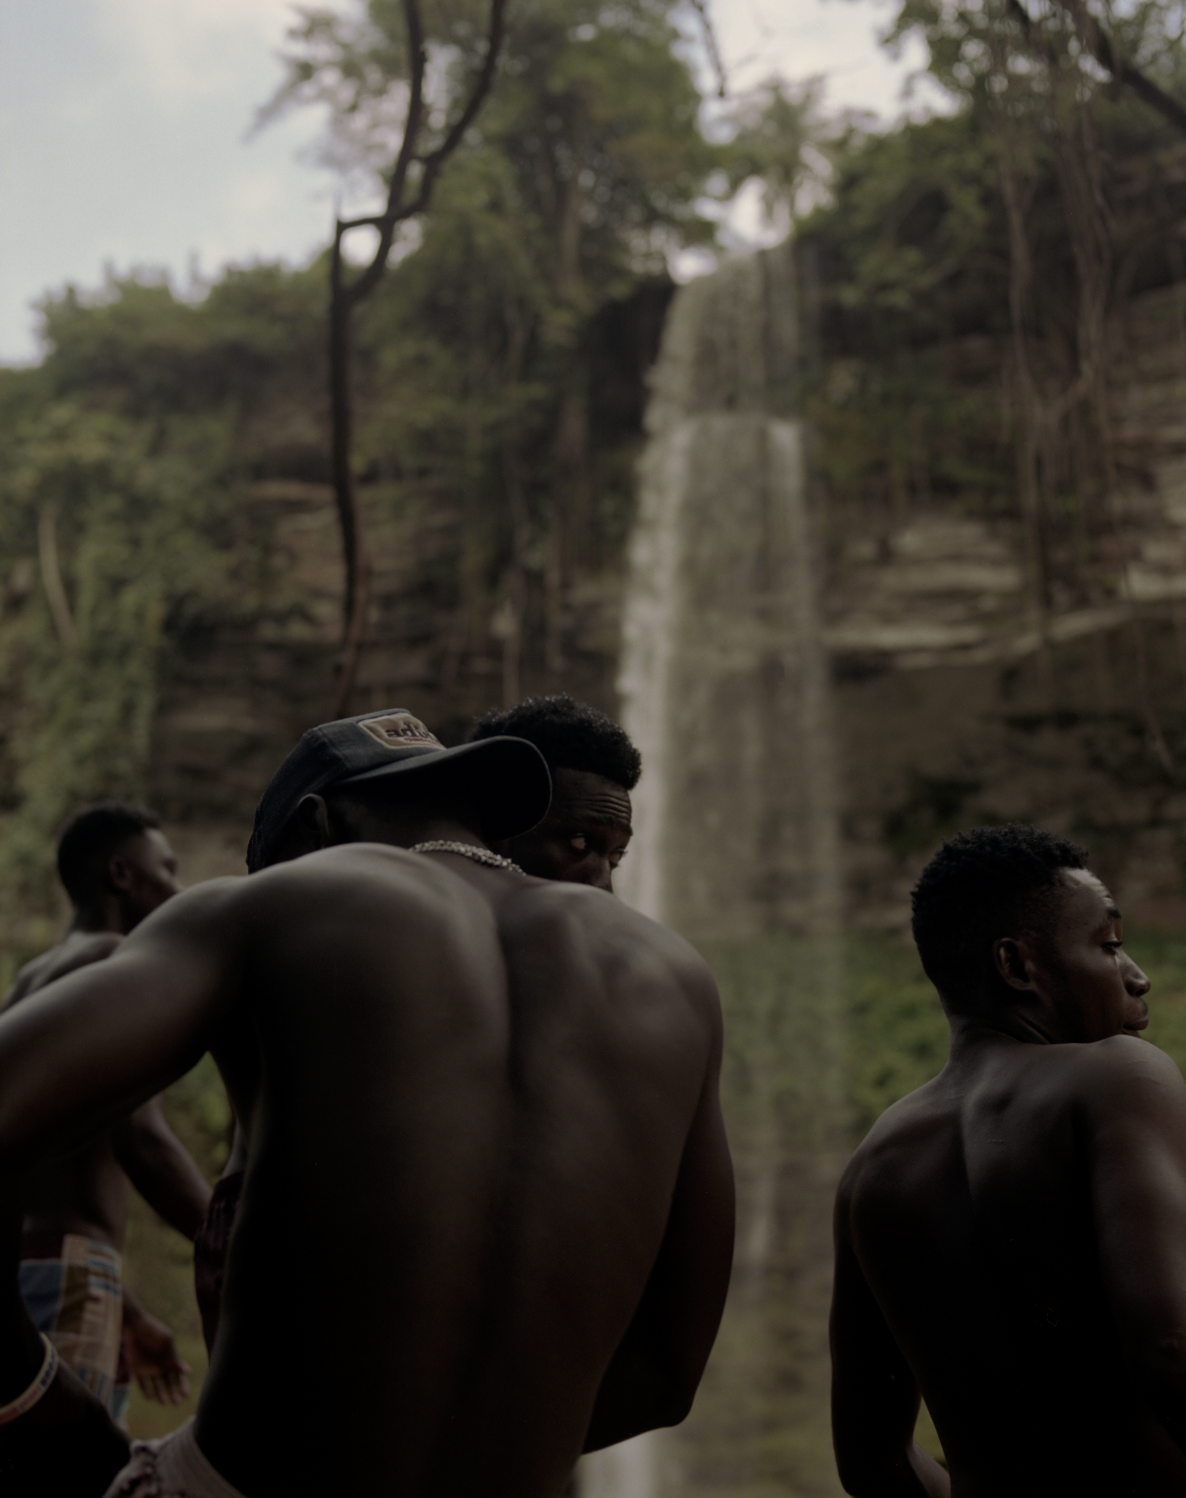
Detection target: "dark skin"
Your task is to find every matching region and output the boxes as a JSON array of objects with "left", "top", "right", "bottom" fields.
[
  {"left": 0, "top": 783, "right": 734, "bottom": 1496},
  {"left": 829, "top": 868, "right": 1186, "bottom": 1497},
  {"left": 3, "top": 829, "right": 211, "bottom": 1405},
  {"left": 494, "top": 768, "right": 632, "bottom": 893},
  {"left": 206, "top": 769, "right": 636, "bottom": 1269}
]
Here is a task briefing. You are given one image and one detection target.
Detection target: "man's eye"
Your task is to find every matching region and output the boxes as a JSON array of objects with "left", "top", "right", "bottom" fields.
[
  {"left": 609, "top": 849, "right": 627, "bottom": 868},
  {"left": 569, "top": 836, "right": 587, "bottom": 852}
]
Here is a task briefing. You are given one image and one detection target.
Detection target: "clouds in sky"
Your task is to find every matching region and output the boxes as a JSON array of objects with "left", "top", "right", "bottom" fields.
[{"left": 1, "top": 0, "right": 922, "bottom": 365}]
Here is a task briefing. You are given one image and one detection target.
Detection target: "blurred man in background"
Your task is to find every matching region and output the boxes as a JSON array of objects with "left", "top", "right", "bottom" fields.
[
  {"left": 4, "top": 803, "right": 212, "bottom": 1426},
  {"left": 469, "top": 695, "right": 639, "bottom": 893}
]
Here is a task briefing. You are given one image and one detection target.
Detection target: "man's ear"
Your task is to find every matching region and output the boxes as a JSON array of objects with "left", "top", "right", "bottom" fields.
[
  {"left": 106, "top": 852, "right": 135, "bottom": 894},
  {"left": 993, "top": 935, "right": 1035, "bottom": 993},
  {"left": 294, "top": 794, "right": 333, "bottom": 850}
]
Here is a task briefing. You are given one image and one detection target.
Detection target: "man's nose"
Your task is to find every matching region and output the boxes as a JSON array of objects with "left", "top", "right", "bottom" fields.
[{"left": 1124, "top": 957, "right": 1151, "bottom": 995}]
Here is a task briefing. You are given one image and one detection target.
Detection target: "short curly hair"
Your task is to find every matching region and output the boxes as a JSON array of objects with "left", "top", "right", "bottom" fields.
[
  {"left": 469, "top": 695, "right": 641, "bottom": 790},
  {"left": 911, "top": 824, "right": 1090, "bottom": 1000},
  {"left": 57, "top": 801, "right": 161, "bottom": 906}
]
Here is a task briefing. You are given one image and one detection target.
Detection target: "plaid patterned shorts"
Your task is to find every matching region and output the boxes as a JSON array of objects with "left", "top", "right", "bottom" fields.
[{"left": 19, "top": 1231, "right": 129, "bottom": 1424}]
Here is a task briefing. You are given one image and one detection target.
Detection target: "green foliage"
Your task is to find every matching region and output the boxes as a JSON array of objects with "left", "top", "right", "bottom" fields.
[
  {"left": 272, "top": 0, "right": 724, "bottom": 672},
  {"left": 0, "top": 399, "right": 235, "bottom": 940},
  {"left": 0, "top": 264, "right": 335, "bottom": 958},
  {"left": 883, "top": 773, "right": 985, "bottom": 858},
  {"left": 844, "top": 931, "right": 950, "bottom": 1134}
]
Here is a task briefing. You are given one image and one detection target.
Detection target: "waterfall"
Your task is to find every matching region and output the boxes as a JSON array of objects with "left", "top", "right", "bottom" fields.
[{"left": 589, "top": 242, "right": 846, "bottom": 1496}]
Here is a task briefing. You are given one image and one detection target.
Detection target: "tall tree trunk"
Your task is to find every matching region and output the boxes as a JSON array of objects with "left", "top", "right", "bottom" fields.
[
  {"left": 330, "top": 233, "right": 371, "bottom": 718},
  {"left": 325, "top": 0, "right": 507, "bottom": 717}
]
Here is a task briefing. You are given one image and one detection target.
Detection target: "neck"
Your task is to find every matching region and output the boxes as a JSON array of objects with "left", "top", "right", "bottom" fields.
[
  {"left": 948, "top": 1007, "right": 1056, "bottom": 1056},
  {"left": 391, "top": 817, "right": 486, "bottom": 851},
  {"left": 67, "top": 898, "right": 124, "bottom": 937}
]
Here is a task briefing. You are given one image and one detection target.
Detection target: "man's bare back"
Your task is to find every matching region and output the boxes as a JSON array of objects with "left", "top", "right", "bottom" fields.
[
  {"left": 836, "top": 1035, "right": 1186, "bottom": 1495},
  {"left": 0, "top": 842, "right": 732, "bottom": 1495},
  {"left": 831, "top": 827, "right": 1186, "bottom": 1498}
]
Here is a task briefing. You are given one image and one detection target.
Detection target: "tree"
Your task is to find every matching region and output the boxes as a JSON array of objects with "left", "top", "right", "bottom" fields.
[
  {"left": 267, "top": 0, "right": 508, "bottom": 715},
  {"left": 273, "top": 0, "right": 722, "bottom": 705}
]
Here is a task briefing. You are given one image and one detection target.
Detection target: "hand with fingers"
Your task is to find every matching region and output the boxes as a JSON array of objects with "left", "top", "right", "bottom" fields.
[{"left": 121, "top": 1303, "right": 191, "bottom": 1406}]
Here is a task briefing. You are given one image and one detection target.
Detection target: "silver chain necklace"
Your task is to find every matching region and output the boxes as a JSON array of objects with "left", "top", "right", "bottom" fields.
[{"left": 409, "top": 841, "right": 525, "bottom": 875}]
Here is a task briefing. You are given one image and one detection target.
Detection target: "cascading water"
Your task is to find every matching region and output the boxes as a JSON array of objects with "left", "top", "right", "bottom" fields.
[{"left": 583, "top": 241, "right": 847, "bottom": 1497}]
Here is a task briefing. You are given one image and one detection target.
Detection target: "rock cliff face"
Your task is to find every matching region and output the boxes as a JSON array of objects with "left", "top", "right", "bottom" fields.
[
  {"left": 158, "top": 268, "right": 1186, "bottom": 931},
  {"left": 822, "top": 279, "right": 1186, "bottom": 931}
]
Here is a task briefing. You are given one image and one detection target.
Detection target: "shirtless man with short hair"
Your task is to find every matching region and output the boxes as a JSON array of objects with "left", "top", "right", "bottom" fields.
[
  {"left": 0, "top": 709, "right": 733, "bottom": 1497},
  {"left": 830, "top": 823, "right": 1186, "bottom": 1497},
  {"left": 5, "top": 803, "right": 211, "bottom": 1423}
]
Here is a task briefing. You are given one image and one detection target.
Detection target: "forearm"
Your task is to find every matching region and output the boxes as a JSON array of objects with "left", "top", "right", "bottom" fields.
[
  {"left": 115, "top": 1106, "right": 211, "bottom": 1240},
  {"left": 583, "top": 1329, "right": 694, "bottom": 1451},
  {"left": 120, "top": 1285, "right": 150, "bottom": 1331},
  {"left": 836, "top": 1440, "right": 950, "bottom": 1498}
]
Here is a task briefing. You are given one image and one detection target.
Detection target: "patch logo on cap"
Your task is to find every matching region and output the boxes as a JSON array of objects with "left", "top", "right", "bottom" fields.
[{"left": 359, "top": 713, "right": 443, "bottom": 750}]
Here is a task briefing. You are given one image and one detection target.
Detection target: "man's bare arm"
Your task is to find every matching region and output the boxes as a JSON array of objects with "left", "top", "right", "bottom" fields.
[
  {"left": 1087, "top": 1037, "right": 1186, "bottom": 1452},
  {"left": 830, "top": 1175, "right": 950, "bottom": 1498},
  {"left": 0, "top": 880, "right": 243, "bottom": 1187},
  {"left": 111, "top": 1097, "right": 212, "bottom": 1240},
  {"left": 583, "top": 997, "right": 734, "bottom": 1451}
]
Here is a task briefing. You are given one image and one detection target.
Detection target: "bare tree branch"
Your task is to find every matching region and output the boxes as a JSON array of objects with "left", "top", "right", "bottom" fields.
[
  {"left": 328, "top": 0, "right": 508, "bottom": 718},
  {"left": 688, "top": 0, "right": 728, "bottom": 99},
  {"left": 1011, "top": 0, "right": 1186, "bottom": 138},
  {"left": 37, "top": 507, "right": 77, "bottom": 647}
]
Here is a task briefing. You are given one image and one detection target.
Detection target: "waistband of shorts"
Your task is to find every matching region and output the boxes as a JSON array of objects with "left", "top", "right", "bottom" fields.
[
  {"left": 134, "top": 1419, "right": 248, "bottom": 1498},
  {"left": 21, "top": 1230, "right": 121, "bottom": 1268}
]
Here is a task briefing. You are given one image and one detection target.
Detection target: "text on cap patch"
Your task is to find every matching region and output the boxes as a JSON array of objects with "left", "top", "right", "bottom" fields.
[{"left": 359, "top": 713, "right": 443, "bottom": 750}]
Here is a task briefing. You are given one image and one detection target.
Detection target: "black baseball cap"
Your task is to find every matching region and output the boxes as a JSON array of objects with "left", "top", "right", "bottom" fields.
[{"left": 246, "top": 709, "right": 552, "bottom": 872}]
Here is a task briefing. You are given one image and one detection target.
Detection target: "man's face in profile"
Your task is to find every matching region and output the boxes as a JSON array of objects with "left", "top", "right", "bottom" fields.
[
  {"left": 503, "top": 769, "right": 632, "bottom": 892},
  {"left": 115, "top": 828, "right": 182, "bottom": 929},
  {"left": 1036, "top": 869, "right": 1150, "bottom": 1042}
]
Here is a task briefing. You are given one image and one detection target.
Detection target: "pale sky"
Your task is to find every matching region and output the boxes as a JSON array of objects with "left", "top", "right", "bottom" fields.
[{"left": 0, "top": 0, "right": 928, "bottom": 365}]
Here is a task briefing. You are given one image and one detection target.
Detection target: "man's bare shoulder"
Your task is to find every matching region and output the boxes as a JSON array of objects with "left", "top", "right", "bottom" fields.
[
  {"left": 239, "top": 844, "right": 488, "bottom": 923},
  {"left": 1057, "top": 1034, "right": 1186, "bottom": 1121},
  {"left": 3, "top": 932, "right": 123, "bottom": 1010},
  {"left": 837, "top": 1073, "right": 955, "bottom": 1214},
  {"left": 501, "top": 878, "right": 720, "bottom": 1005}
]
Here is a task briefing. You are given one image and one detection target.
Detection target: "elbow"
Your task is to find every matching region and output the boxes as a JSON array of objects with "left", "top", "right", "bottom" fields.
[
  {"left": 832, "top": 1429, "right": 909, "bottom": 1497},
  {"left": 834, "top": 1456, "right": 875, "bottom": 1497},
  {"left": 834, "top": 1457, "right": 899, "bottom": 1498},
  {"left": 650, "top": 1351, "right": 708, "bottom": 1430},
  {"left": 652, "top": 1381, "right": 696, "bottom": 1431}
]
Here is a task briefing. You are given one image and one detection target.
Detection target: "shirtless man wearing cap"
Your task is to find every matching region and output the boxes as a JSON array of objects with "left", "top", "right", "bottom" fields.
[
  {"left": 194, "top": 696, "right": 644, "bottom": 1355},
  {"left": 830, "top": 824, "right": 1186, "bottom": 1497},
  {"left": 0, "top": 709, "right": 733, "bottom": 1497}
]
